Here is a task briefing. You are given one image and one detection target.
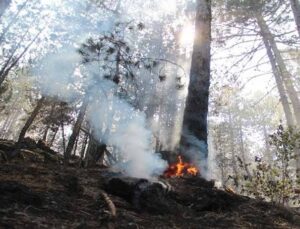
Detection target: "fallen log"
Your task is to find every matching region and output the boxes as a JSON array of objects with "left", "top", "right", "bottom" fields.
[{"left": 104, "top": 177, "right": 178, "bottom": 214}]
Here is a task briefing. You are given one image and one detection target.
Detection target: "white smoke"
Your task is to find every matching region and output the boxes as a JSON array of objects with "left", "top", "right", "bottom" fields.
[
  {"left": 86, "top": 77, "right": 167, "bottom": 178},
  {"left": 36, "top": 48, "right": 82, "bottom": 102},
  {"left": 35, "top": 46, "right": 167, "bottom": 179}
]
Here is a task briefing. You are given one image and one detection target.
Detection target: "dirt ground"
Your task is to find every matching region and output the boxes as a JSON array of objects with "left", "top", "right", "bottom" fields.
[{"left": 0, "top": 139, "right": 300, "bottom": 228}]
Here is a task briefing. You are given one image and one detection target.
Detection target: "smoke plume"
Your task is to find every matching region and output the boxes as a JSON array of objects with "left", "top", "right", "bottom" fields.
[{"left": 35, "top": 42, "right": 167, "bottom": 179}]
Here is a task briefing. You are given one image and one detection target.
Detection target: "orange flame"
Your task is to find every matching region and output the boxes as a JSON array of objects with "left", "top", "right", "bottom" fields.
[{"left": 163, "top": 156, "right": 199, "bottom": 178}]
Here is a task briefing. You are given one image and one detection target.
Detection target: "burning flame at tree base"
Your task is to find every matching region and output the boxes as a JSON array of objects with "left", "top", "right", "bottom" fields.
[{"left": 163, "top": 156, "right": 199, "bottom": 178}]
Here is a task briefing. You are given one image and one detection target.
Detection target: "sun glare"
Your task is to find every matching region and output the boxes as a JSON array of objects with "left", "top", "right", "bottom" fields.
[{"left": 180, "top": 24, "right": 195, "bottom": 47}]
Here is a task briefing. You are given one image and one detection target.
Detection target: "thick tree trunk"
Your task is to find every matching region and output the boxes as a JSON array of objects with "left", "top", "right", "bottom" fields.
[
  {"left": 18, "top": 96, "right": 45, "bottom": 142},
  {"left": 257, "top": 14, "right": 300, "bottom": 126},
  {"left": 290, "top": 0, "right": 300, "bottom": 37},
  {"left": 256, "top": 15, "right": 295, "bottom": 126},
  {"left": 180, "top": 0, "right": 211, "bottom": 162},
  {"left": 64, "top": 100, "right": 88, "bottom": 162}
]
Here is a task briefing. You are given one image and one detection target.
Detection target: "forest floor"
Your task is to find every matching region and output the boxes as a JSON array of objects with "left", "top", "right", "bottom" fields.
[{"left": 0, "top": 139, "right": 300, "bottom": 228}]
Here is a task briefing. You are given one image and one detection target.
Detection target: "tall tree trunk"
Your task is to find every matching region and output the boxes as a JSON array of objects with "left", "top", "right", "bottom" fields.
[
  {"left": 262, "top": 124, "right": 272, "bottom": 161},
  {"left": 80, "top": 132, "right": 89, "bottom": 161},
  {"left": 256, "top": 13, "right": 300, "bottom": 179},
  {"left": 42, "top": 104, "right": 55, "bottom": 142},
  {"left": 238, "top": 124, "right": 252, "bottom": 181},
  {"left": 180, "top": 0, "right": 211, "bottom": 162},
  {"left": 64, "top": 99, "right": 88, "bottom": 162},
  {"left": 257, "top": 14, "right": 300, "bottom": 126},
  {"left": 256, "top": 15, "right": 295, "bottom": 126},
  {"left": 290, "top": 0, "right": 300, "bottom": 37},
  {"left": 18, "top": 96, "right": 45, "bottom": 142},
  {"left": 73, "top": 135, "right": 79, "bottom": 156},
  {"left": 49, "top": 127, "right": 58, "bottom": 147},
  {"left": 42, "top": 127, "right": 49, "bottom": 142},
  {"left": 228, "top": 112, "right": 239, "bottom": 188},
  {"left": 61, "top": 121, "right": 66, "bottom": 155},
  {"left": 213, "top": 129, "right": 227, "bottom": 187}
]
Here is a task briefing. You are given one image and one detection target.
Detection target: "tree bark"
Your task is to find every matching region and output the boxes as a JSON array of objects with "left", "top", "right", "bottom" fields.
[
  {"left": 290, "top": 0, "right": 300, "bottom": 37},
  {"left": 180, "top": 0, "right": 211, "bottom": 162},
  {"left": 64, "top": 99, "right": 88, "bottom": 162},
  {"left": 256, "top": 15, "right": 295, "bottom": 127},
  {"left": 18, "top": 96, "right": 45, "bottom": 143}
]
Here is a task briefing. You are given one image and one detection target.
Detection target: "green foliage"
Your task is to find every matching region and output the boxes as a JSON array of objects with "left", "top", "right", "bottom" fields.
[
  {"left": 77, "top": 22, "right": 159, "bottom": 86},
  {"left": 242, "top": 125, "right": 300, "bottom": 206}
]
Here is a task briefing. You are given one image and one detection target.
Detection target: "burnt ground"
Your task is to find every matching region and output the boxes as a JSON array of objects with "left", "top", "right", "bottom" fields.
[{"left": 0, "top": 139, "right": 300, "bottom": 228}]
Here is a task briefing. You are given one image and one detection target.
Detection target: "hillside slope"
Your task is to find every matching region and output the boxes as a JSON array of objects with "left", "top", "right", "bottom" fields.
[{"left": 0, "top": 139, "right": 300, "bottom": 228}]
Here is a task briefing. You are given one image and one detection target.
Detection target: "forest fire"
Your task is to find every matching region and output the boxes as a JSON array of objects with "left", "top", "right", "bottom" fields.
[{"left": 163, "top": 156, "right": 199, "bottom": 178}]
